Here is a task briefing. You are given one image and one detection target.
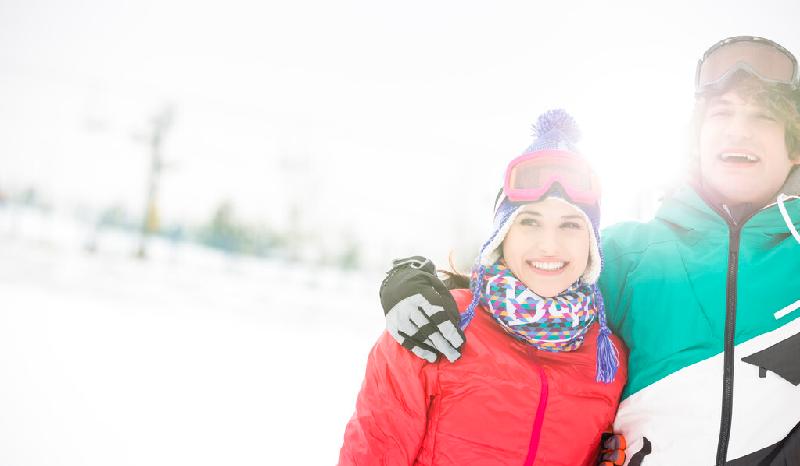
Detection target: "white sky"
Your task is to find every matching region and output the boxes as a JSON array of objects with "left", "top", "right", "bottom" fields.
[{"left": 2, "top": 0, "right": 799, "bottom": 268}]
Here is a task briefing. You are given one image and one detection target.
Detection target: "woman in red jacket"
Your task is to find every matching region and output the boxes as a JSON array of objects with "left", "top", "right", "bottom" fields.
[{"left": 339, "top": 110, "right": 628, "bottom": 466}]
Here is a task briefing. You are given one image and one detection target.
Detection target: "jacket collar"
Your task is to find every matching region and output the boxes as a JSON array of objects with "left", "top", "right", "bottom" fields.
[
  {"left": 781, "top": 166, "right": 800, "bottom": 197},
  {"left": 657, "top": 183, "right": 800, "bottom": 234}
]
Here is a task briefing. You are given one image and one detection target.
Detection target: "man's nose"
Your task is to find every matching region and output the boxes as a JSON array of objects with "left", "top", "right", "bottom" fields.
[{"left": 725, "top": 112, "right": 754, "bottom": 141}]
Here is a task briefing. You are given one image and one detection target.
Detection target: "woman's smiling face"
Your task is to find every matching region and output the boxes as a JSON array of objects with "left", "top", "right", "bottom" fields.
[{"left": 501, "top": 198, "right": 590, "bottom": 297}]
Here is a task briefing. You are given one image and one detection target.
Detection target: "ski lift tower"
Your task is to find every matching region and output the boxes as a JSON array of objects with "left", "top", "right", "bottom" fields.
[{"left": 135, "top": 105, "right": 174, "bottom": 259}]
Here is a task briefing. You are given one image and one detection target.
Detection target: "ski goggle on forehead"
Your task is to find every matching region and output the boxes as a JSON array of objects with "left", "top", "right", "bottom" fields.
[
  {"left": 695, "top": 36, "right": 799, "bottom": 92},
  {"left": 503, "top": 150, "right": 601, "bottom": 205}
]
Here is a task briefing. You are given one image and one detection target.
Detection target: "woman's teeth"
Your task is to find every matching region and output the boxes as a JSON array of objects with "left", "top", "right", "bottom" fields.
[{"left": 529, "top": 261, "right": 566, "bottom": 271}]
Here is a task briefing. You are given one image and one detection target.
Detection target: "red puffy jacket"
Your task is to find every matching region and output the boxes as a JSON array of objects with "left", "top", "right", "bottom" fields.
[{"left": 339, "top": 289, "right": 627, "bottom": 466}]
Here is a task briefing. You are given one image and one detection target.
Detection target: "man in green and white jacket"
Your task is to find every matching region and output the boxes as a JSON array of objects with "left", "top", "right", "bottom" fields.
[
  {"left": 600, "top": 37, "right": 800, "bottom": 464},
  {"left": 376, "top": 36, "right": 800, "bottom": 465}
]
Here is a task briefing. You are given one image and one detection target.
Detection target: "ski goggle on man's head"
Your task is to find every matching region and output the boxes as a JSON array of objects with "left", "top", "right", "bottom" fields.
[
  {"left": 503, "top": 150, "right": 601, "bottom": 205},
  {"left": 695, "top": 36, "right": 799, "bottom": 92}
]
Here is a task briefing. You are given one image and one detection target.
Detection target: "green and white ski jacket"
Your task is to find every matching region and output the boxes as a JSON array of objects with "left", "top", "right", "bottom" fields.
[{"left": 600, "top": 184, "right": 800, "bottom": 465}]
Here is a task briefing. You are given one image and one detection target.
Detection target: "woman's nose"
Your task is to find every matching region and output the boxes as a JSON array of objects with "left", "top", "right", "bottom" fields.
[{"left": 535, "top": 230, "right": 560, "bottom": 255}]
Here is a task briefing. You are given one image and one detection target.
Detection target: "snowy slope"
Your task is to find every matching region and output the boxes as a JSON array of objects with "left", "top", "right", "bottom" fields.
[{"left": 1, "top": 209, "right": 385, "bottom": 465}]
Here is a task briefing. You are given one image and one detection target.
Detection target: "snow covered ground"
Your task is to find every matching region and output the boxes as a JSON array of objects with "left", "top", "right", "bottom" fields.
[{"left": 0, "top": 207, "right": 386, "bottom": 465}]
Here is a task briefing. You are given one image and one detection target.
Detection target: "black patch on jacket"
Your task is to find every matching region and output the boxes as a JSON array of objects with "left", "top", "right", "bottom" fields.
[
  {"left": 628, "top": 437, "right": 651, "bottom": 466},
  {"left": 741, "top": 332, "right": 800, "bottom": 386},
  {"left": 726, "top": 420, "right": 800, "bottom": 465}
]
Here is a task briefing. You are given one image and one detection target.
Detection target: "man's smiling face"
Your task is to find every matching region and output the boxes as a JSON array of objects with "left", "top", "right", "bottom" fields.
[{"left": 698, "top": 90, "right": 800, "bottom": 207}]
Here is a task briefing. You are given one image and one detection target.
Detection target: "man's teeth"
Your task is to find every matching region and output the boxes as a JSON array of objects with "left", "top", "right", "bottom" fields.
[
  {"left": 720, "top": 152, "right": 759, "bottom": 162},
  {"left": 530, "top": 261, "right": 566, "bottom": 271}
]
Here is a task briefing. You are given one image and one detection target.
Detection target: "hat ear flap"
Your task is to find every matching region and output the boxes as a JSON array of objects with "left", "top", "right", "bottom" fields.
[
  {"left": 581, "top": 228, "right": 602, "bottom": 284},
  {"left": 480, "top": 205, "right": 524, "bottom": 266}
]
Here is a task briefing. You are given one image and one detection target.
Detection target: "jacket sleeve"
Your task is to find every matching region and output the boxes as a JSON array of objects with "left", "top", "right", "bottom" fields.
[
  {"left": 338, "top": 331, "right": 437, "bottom": 466},
  {"left": 599, "top": 224, "right": 641, "bottom": 334}
]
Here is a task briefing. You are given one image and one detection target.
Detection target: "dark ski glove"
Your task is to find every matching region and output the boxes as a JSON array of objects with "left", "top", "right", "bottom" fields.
[{"left": 379, "top": 256, "right": 465, "bottom": 363}]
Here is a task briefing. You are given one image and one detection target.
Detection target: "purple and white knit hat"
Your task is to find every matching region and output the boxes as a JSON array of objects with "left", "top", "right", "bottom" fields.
[
  {"left": 459, "top": 109, "right": 619, "bottom": 383},
  {"left": 479, "top": 109, "right": 602, "bottom": 284}
]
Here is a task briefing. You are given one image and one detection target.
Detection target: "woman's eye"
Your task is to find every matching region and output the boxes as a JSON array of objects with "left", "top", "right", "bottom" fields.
[
  {"left": 520, "top": 218, "right": 538, "bottom": 227},
  {"left": 709, "top": 109, "right": 731, "bottom": 118},
  {"left": 561, "top": 222, "right": 582, "bottom": 229},
  {"left": 756, "top": 112, "right": 776, "bottom": 121}
]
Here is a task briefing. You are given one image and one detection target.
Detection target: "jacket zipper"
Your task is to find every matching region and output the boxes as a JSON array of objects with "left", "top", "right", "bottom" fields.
[
  {"left": 711, "top": 206, "right": 757, "bottom": 466},
  {"left": 715, "top": 225, "right": 740, "bottom": 465},
  {"left": 524, "top": 364, "right": 548, "bottom": 466}
]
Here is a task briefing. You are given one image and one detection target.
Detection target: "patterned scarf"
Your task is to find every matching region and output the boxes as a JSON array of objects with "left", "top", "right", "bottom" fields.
[{"left": 475, "top": 261, "right": 597, "bottom": 352}]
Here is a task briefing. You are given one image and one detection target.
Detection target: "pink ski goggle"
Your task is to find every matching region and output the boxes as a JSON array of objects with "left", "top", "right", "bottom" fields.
[{"left": 503, "top": 150, "right": 601, "bottom": 205}]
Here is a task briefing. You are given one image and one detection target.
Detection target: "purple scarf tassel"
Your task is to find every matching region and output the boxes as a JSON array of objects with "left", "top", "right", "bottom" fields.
[
  {"left": 459, "top": 264, "right": 484, "bottom": 330},
  {"left": 592, "top": 283, "right": 619, "bottom": 383}
]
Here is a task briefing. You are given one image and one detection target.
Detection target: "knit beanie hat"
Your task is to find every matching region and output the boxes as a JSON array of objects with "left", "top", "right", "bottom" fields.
[
  {"left": 478, "top": 109, "right": 602, "bottom": 284},
  {"left": 459, "top": 109, "right": 619, "bottom": 383}
]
